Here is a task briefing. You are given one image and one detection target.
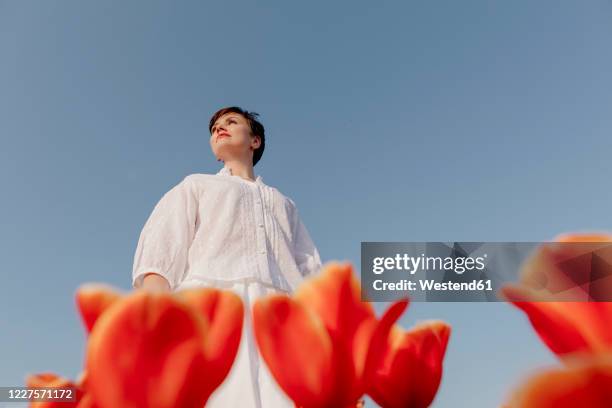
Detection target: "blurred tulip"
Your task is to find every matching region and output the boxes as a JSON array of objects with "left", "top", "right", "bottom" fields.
[
  {"left": 29, "top": 285, "right": 243, "bottom": 408},
  {"left": 501, "top": 233, "right": 612, "bottom": 407},
  {"left": 508, "top": 353, "right": 612, "bottom": 408},
  {"left": 497, "top": 299, "right": 612, "bottom": 358},
  {"left": 75, "top": 284, "right": 123, "bottom": 333},
  {"left": 253, "top": 263, "right": 377, "bottom": 407},
  {"left": 175, "top": 287, "right": 244, "bottom": 392},
  {"left": 253, "top": 262, "right": 450, "bottom": 408},
  {"left": 501, "top": 233, "right": 612, "bottom": 303},
  {"left": 500, "top": 233, "right": 612, "bottom": 359},
  {"left": 26, "top": 372, "right": 89, "bottom": 408},
  {"left": 84, "top": 287, "right": 243, "bottom": 408}
]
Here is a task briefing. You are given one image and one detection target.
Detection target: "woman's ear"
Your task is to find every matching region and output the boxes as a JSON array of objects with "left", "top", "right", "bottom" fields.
[{"left": 251, "top": 135, "right": 262, "bottom": 150}]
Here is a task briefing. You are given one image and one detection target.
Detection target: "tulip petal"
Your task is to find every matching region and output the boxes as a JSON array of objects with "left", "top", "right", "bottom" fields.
[
  {"left": 555, "top": 233, "right": 612, "bottom": 243},
  {"left": 368, "top": 320, "right": 451, "bottom": 408},
  {"left": 75, "top": 284, "right": 123, "bottom": 333},
  {"left": 362, "top": 300, "right": 409, "bottom": 381},
  {"left": 75, "top": 393, "right": 97, "bottom": 408},
  {"left": 253, "top": 295, "right": 335, "bottom": 408},
  {"left": 26, "top": 373, "right": 65, "bottom": 388},
  {"left": 518, "top": 241, "right": 612, "bottom": 302},
  {"left": 25, "top": 372, "right": 84, "bottom": 408},
  {"left": 295, "top": 263, "right": 382, "bottom": 406},
  {"left": 501, "top": 285, "right": 612, "bottom": 358},
  {"left": 254, "top": 262, "right": 448, "bottom": 408},
  {"left": 500, "top": 232, "right": 612, "bottom": 358},
  {"left": 295, "top": 262, "right": 375, "bottom": 341},
  {"left": 176, "top": 288, "right": 244, "bottom": 389},
  {"left": 86, "top": 292, "right": 211, "bottom": 408},
  {"left": 508, "top": 354, "right": 612, "bottom": 408}
]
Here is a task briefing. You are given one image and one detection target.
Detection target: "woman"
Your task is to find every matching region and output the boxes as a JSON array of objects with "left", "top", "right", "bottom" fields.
[{"left": 131, "top": 106, "right": 322, "bottom": 407}]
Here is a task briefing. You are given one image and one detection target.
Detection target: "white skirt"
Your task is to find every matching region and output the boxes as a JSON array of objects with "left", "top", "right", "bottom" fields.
[{"left": 175, "top": 278, "right": 294, "bottom": 408}]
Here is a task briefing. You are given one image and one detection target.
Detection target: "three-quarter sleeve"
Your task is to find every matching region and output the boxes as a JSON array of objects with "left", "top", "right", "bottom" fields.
[
  {"left": 289, "top": 200, "right": 322, "bottom": 278},
  {"left": 132, "top": 175, "right": 199, "bottom": 290}
]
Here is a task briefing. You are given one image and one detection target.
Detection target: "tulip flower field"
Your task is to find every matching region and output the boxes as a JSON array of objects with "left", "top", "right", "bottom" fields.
[{"left": 25, "top": 234, "right": 612, "bottom": 407}]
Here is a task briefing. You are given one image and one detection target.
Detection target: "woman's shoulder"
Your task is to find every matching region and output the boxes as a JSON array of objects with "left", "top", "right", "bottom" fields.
[
  {"left": 180, "top": 172, "right": 254, "bottom": 197},
  {"left": 183, "top": 172, "right": 217, "bottom": 183},
  {"left": 181, "top": 172, "right": 236, "bottom": 188},
  {"left": 166, "top": 173, "right": 222, "bottom": 197},
  {"left": 269, "top": 186, "right": 300, "bottom": 213}
]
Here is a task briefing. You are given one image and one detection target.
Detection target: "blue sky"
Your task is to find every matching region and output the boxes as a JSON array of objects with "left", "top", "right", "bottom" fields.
[{"left": 1, "top": 1, "right": 611, "bottom": 406}]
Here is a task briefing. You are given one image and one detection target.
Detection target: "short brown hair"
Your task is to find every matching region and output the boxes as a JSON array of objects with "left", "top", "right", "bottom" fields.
[{"left": 208, "top": 106, "right": 266, "bottom": 166}]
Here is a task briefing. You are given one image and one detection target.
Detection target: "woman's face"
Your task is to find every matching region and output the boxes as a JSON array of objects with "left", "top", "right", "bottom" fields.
[{"left": 209, "top": 113, "right": 260, "bottom": 163}]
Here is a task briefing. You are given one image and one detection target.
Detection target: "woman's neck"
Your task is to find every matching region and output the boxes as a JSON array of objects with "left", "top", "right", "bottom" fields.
[{"left": 223, "top": 159, "right": 256, "bottom": 181}]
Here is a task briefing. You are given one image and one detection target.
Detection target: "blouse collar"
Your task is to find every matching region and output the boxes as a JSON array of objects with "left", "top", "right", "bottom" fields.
[{"left": 217, "top": 165, "right": 264, "bottom": 185}]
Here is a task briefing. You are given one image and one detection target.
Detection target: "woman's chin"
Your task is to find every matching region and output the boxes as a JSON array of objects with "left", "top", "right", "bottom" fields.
[{"left": 214, "top": 148, "right": 249, "bottom": 162}]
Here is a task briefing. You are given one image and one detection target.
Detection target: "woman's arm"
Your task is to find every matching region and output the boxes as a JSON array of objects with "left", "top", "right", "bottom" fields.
[
  {"left": 140, "top": 272, "right": 171, "bottom": 293},
  {"left": 132, "top": 175, "right": 199, "bottom": 291},
  {"left": 289, "top": 199, "right": 322, "bottom": 277}
]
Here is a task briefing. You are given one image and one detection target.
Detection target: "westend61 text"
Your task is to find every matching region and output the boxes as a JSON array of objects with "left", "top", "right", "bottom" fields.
[{"left": 373, "top": 279, "right": 493, "bottom": 292}]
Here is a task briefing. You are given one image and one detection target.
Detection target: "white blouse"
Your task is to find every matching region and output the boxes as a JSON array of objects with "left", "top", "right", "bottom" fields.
[{"left": 132, "top": 166, "right": 322, "bottom": 292}]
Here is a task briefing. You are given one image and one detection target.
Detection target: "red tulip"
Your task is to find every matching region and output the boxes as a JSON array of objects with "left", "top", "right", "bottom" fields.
[
  {"left": 502, "top": 233, "right": 612, "bottom": 303},
  {"left": 176, "top": 287, "right": 244, "bottom": 391},
  {"left": 253, "top": 262, "right": 450, "bottom": 408},
  {"left": 253, "top": 263, "right": 376, "bottom": 407},
  {"left": 75, "top": 284, "right": 123, "bottom": 334},
  {"left": 507, "top": 353, "right": 612, "bottom": 408},
  {"left": 28, "top": 285, "right": 243, "bottom": 408},
  {"left": 501, "top": 233, "right": 612, "bottom": 407},
  {"left": 26, "top": 372, "right": 89, "bottom": 408},
  {"left": 84, "top": 287, "right": 243, "bottom": 408},
  {"left": 367, "top": 320, "right": 451, "bottom": 408},
  {"left": 500, "top": 233, "right": 612, "bottom": 359}
]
